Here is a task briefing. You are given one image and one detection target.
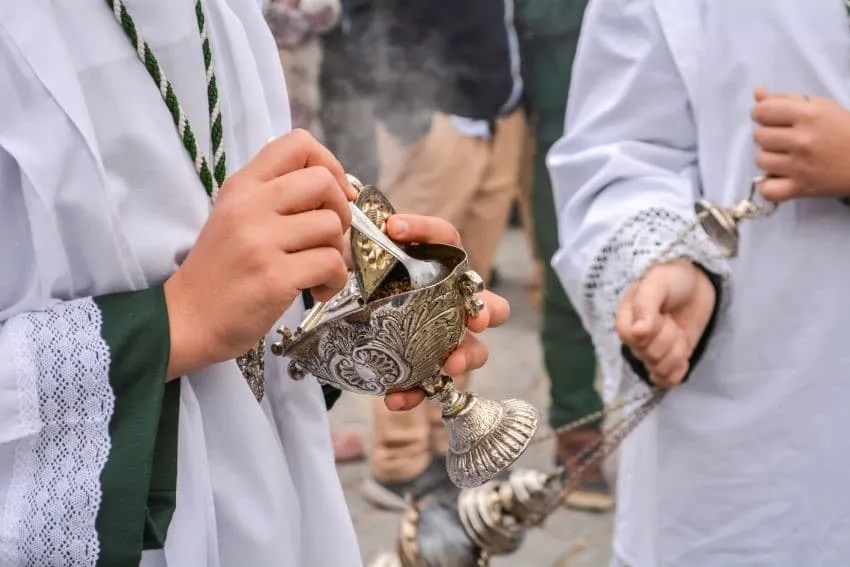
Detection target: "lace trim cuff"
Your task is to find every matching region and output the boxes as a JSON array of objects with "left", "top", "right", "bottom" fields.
[
  {"left": 2, "top": 297, "right": 113, "bottom": 567},
  {"left": 582, "top": 208, "right": 730, "bottom": 401}
]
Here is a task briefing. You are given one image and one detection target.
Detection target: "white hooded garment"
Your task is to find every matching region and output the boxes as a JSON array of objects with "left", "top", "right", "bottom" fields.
[
  {"left": 0, "top": 1, "right": 361, "bottom": 566},
  {"left": 549, "top": 0, "right": 850, "bottom": 566}
]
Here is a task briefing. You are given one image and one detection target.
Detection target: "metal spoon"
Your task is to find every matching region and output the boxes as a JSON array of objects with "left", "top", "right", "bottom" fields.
[{"left": 348, "top": 202, "right": 447, "bottom": 289}]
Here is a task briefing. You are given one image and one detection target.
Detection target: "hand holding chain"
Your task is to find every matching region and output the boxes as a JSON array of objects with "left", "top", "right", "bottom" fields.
[{"left": 528, "top": 175, "right": 778, "bottom": 502}]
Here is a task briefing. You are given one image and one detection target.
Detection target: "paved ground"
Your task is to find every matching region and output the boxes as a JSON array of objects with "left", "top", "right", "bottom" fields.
[{"left": 329, "top": 228, "right": 615, "bottom": 567}]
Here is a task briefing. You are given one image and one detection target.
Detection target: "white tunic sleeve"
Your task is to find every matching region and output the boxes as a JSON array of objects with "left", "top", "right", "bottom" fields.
[
  {"left": 0, "top": 125, "right": 175, "bottom": 567},
  {"left": 547, "top": 0, "right": 729, "bottom": 402},
  {"left": 0, "top": 140, "right": 111, "bottom": 565}
]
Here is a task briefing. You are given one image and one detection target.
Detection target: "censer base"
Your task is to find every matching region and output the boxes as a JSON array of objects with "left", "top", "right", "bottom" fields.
[{"left": 426, "top": 376, "right": 539, "bottom": 489}]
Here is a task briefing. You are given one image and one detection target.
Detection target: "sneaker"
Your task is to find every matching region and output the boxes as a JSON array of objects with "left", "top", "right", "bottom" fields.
[
  {"left": 556, "top": 427, "right": 615, "bottom": 513},
  {"left": 361, "top": 455, "right": 460, "bottom": 511}
]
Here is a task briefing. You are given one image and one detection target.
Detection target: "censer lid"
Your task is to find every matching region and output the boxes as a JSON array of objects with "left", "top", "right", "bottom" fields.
[{"left": 348, "top": 179, "right": 401, "bottom": 301}]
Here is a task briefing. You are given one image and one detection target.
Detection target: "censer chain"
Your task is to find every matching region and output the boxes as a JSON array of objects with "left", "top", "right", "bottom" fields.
[
  {"left": 557, "top": 388, "right": 666, "bottom": 505},
  {"left": 524, "top": 213, "right": 714, "bottom": 513},
  {"left": 528, "top": 387, "right": 655, "bottom": 446},
  {"left": 529, "top": 192, "right": 776, "bottom": 512},
  {"left": 531, "top": 215, "right": 705, "bottom": 449}
]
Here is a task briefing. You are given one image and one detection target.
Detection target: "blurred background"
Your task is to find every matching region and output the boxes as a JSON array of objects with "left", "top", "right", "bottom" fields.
[{"left": 263, "top": 0, "right": 613, "bottom": 564}]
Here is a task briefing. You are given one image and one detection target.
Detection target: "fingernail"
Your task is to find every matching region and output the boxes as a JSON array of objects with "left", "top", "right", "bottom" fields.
[{"left": 386, "top": 396, "right": 405, "bottom": 411}]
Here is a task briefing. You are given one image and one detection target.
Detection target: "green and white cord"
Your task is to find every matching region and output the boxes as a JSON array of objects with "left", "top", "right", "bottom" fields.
[{"left": 105, "top": 0, "right": 227, "bottom": 199}]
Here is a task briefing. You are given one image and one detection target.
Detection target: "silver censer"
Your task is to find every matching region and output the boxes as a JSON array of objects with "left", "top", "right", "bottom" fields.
[{"left": 270, "top": 178, "right": 539, "bottom": 488}]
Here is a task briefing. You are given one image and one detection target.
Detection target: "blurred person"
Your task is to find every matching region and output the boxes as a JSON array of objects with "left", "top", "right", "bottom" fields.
[
  {"left": 318, "top": 0, "right": 380, "bottom": 185},
  {"left": 361, "top": 0, "right": 526, "bottom": 510},
  {"left": 265, "top": 0, "right": 365, "bottom": 464},
  {"left": 515, "top": 0, "right": 611, "bottom": 512},
  {"left": 0, "top": 2, "right": 511, "bottom": 565},
  {"left": 265, "top": 0, "right": 340, "bottom": 138},
  {"left": 550, "top": 0, "right": 850, "bottom": 565}
]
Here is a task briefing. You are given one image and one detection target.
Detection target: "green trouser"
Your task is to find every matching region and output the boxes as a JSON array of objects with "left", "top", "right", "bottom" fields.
[{"left": 531, "top": 137, "right": 602, "bottom": 429}]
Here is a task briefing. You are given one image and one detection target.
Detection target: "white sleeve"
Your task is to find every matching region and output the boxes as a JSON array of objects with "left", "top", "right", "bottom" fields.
[
  {"left": 546, "top": 0, "right": 729, "bottom": 402},
  {"left": 0, "top": 135, "right": 114, "bottom": 565}
]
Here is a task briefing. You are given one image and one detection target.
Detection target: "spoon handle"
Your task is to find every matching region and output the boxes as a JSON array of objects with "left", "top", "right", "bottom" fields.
[{"left": 348, "top": 202, "right": 409, "bottom": 264}]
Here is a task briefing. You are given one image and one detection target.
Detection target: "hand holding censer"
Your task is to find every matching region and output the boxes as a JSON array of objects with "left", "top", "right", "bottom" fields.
[{"left": 269, "top": 176, "right": 539, "bottom": 489}]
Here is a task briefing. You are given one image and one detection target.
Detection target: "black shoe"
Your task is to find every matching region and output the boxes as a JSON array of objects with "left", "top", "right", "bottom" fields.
[{"left": 361, "top": 456, "right": 459, "bottom": 511}]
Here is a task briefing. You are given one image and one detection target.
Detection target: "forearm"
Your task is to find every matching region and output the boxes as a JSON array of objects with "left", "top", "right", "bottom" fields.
[
  {"left": 548, "top": 0, "right": 731, "bottom": 399},
  {"left": 552, "top": 194, "right": 730, "bottom": 398}
]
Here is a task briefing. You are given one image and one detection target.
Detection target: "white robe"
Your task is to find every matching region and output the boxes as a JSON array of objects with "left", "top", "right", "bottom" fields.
[
  {"left": 0, "top": 1, "right": 361, "bottom": 565},
  {"left": 549, "top": 0, "right": 850, "bottom": 565}
]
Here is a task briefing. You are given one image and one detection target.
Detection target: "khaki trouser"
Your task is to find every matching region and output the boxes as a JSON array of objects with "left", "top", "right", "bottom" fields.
[
  {"left": 518, "top": 120, "right": 543, "bottom": 310},
  {"left": 370, "top": 109, "right": 526, "bottom": 481}
]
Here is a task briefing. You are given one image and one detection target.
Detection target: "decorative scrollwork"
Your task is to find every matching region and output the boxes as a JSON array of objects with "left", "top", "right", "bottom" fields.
[
  {"left": 295, "top": 283, "right": 465, "bottom": 394},
  {"left": 271, "top": 234, "right": 540, "bottom": 490}
]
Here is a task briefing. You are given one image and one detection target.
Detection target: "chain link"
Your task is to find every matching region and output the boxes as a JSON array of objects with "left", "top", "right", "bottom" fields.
[
  {"left": 526, "top": 215, "right": 706, "bottom": 507},
  {"left": 535, "top": 180, "right": 776, "bottom": 505},
  {"left": 529, "top": 387, "right": 655, "bottom": 447},
  {"left": 556, "top": 388, "right": 665, "bottom": 505}
]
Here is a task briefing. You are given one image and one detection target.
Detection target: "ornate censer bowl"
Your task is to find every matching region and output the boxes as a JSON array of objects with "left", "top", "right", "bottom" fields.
[{"left": 270, "top": 179, "right": 539, "bottom": 488}]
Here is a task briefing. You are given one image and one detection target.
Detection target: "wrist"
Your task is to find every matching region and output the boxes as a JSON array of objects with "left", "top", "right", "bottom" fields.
[
  {"left": 692, "top": 262, "right": 721, "bottom": 300},
  {"left": 163, "top": 274, "right": 213, "bottom": 380},
  {"left": 686, "top": 262, "right": 723, "bottom": 365}
]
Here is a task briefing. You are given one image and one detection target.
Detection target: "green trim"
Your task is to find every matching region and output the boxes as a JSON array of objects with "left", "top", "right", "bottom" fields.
[
  {"left": 94, "top": 286, "right": 180, "bottom": 566},
  {"left": 143, "top": 380, "right": 181, "bottom": 550}
]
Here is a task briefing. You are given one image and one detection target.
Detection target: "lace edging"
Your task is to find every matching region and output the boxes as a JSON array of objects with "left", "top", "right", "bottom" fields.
[
  {"left": 582, "top": 208, "right": 730, "bottom": 402},
  {"left": 2, "top": 298, "right": 114, "bottom": 567}
]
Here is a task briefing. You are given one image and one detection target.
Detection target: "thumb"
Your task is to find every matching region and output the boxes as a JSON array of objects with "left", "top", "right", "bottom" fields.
[
  {"left": 754, "top": 85, "right": 769, "bottom": 102},
  {"left": 630, "top": 274, "right": 667, "bottom": 339}
]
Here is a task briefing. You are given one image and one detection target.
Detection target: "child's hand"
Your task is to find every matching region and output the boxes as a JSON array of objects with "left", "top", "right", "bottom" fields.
[{"left": 751, "top": 86, "right": 850, "bottom": 201}]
